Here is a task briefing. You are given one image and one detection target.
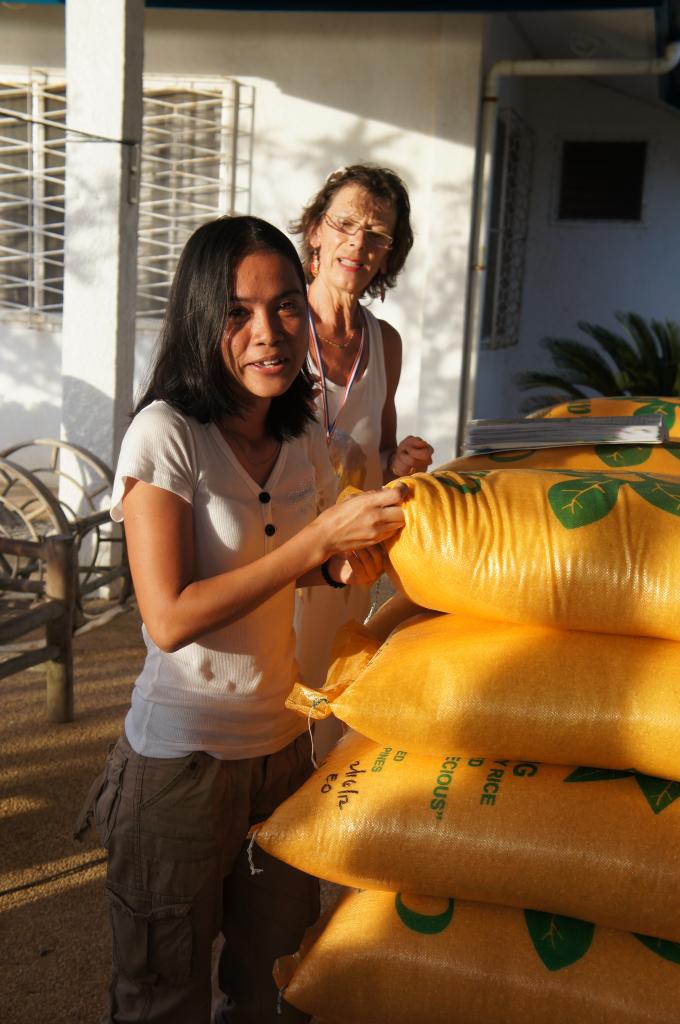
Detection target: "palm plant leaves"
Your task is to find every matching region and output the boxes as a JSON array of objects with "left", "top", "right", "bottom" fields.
[
  {"left": 514, "top": 313, "right": 680, "bottom": 408},
  {"left": 654, "top": 318, "right": 680, "bottom": 365},
  {"left": 510, "top": 372, "right": 588, "bottom": 399},
  {"left": 577, "top": 322, "right": 642, "bottom": 384},
  {"left": 648, "top": 318, "right": 680, "bottom": 393},
  {"left": 623, "top": 313, "right": 661, "bottom": 370},
  {"left": 543, "top": 338, "right": 623, "bottom": 393}
]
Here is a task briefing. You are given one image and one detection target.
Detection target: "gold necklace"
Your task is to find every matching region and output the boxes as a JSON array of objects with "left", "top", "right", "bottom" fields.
[{"left": 315, "top": 324, "right": 361, "bottom": 350}]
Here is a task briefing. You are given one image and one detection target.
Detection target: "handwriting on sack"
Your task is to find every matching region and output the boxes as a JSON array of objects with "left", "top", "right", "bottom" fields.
[{"left": 320, "top": 759, "right": 367, "bottom": 810}]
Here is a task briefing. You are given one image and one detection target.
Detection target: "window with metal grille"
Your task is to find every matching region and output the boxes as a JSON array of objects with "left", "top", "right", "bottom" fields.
[
  {"left": 481, "top": 108, "right": 534, "bottom": 350},
  {"left": 0, "top": 75, "right": 66, "bottom": 315},
  {"left": 0, "top": 71, "right": 253, "bottom": 322},
  {"left": 137, "top": 79, "right": 253, "bottom": 318}
]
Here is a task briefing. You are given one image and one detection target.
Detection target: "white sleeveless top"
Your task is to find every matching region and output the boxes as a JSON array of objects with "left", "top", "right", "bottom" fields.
[
  {"left": 295, "top": 305, "right": 388, "bottom": 690},
  {"left": 111, "top": 400, "right": 336, "bottom": 760},
  {"left": 322, "top": 305, "right": 387, "bottom": 493}
]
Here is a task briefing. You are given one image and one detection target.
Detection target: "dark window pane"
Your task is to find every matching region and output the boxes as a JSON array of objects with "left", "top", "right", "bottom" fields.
[{"left": 558, "top": 141, "right": 646, "bottom": 221}]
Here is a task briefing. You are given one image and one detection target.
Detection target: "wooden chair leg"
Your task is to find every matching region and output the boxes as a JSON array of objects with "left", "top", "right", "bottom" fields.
[{"left": 44, "top": 534, "right": 76, "bottom": 724}]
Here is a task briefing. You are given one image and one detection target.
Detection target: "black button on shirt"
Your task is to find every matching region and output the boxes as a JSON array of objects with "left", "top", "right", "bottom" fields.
[
  {"left": 264, "top": 523, "right": 276, "bottom": 537},
  {"left": 259, "top": 491, "right": 271, "bottom": 504}
]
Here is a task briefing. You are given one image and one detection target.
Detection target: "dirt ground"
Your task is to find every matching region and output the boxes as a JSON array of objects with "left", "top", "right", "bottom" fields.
[
  {"left": 1, "top": 606, "right": 141, "bottom": 1023},
  {"left": 0, "top": 606, "right": 338, "bottom": 1023}
]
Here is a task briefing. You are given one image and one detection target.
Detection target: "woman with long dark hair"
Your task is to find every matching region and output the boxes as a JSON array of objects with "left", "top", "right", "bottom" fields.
[{"left": 75, "top": 214, "right": 405, "bottom": 1023}]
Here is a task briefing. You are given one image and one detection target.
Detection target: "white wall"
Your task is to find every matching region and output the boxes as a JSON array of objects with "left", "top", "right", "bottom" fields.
[
  {"left": 0, "top": 321, "right": 62, "bottom": 454},
  {"left": 0, "top": 6, "right": 484, "bottom": 467},
  {"left": 475, "top": 73, "right": 680, "bottom": 419}
]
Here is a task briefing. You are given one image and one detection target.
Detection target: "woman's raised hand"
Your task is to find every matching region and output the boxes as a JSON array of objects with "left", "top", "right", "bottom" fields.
[
  {"left": 390, "top": 435, "right": 434, "bottom": 478},
  {"left": 315, "top": 484, "right": 407, "bottom": 559}
]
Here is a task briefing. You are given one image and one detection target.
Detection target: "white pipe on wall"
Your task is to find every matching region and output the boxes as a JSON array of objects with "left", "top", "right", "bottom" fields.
[{"left": 456, "top": 40, "right": 680, "bottom": 454}]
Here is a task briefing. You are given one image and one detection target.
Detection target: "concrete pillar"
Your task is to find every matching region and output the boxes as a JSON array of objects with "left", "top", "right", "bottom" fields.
[
  {"left": 415, "top": 19, "right": 483, "bottom": 467},
  {"left": 60, "top": 0, "right": 144, "bottom": 485}
]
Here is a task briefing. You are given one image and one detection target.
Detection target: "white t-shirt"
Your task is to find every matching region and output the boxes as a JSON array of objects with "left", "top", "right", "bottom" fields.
[{"left": 111, "top": 400, "right": 336, "bottom": 760}]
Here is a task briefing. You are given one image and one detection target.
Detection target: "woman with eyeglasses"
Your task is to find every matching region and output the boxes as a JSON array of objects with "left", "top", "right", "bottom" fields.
[{"left": 291, "top": 164, "right": 433, "bottom": 696}]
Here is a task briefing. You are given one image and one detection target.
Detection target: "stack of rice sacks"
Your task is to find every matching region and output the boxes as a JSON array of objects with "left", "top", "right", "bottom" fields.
[{"left": 257, "top": 396, "right": 680, "bottom": 1024}]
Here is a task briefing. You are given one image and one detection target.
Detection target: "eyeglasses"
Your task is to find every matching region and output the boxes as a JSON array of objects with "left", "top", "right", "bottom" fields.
[{"left": 324, "top": 213, "right": 393, "bottom": 250}]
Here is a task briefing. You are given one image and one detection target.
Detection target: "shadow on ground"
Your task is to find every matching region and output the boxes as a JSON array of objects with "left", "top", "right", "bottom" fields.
[
  {"left": 1, "top": 606, "right": 341, "bottom": 1023},
  {"left": 1, "top": 607, "right": 142, "bottom": 1024}
]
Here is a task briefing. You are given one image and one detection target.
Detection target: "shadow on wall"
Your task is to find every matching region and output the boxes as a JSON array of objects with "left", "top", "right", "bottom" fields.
[
  {"left": 60, "top": 377, "right": 119, "bottom": 467},
  {"left": 0, "top": 142, "right": 135, "bottom": 450},
  {"left": 58, "top": 158, "right": 137, "bottom": 464},
  {"left": 0, "top": 401, "right": 61, "bottom": 455},
  {"left": 0, "top": 325, "right": 62, "bottom": 445},
  {"left": 150, "top": 10, "right": 481, "bottom": 140}
]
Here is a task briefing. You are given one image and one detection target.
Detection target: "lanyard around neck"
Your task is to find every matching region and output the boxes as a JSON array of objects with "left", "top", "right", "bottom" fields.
[{"left": 308, "top": 310, "right": 365, "bottom": 444}]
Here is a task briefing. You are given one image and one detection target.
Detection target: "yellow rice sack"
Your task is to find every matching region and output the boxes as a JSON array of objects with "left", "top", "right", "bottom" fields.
[
  {"left": 275, "top": 889, "right": 680, "bottom": 1024},
  {"left": 257, "top": 731, "right": 680, "bottom": 942},
  {"left": 533, "top": 395, "right": 680, "bottom": 438},
  {"left": 317, "top": 620, "right": 381, "bottom": 704},
  {"left": 287, "top": 613, "right": 680, "bottom": 779},
  {"left": 443, "top": 442, "right": 680, "bottom": 475},
  {"left": 384, "top": 466, "right": 680, "bottom": 639},
  {"left": 307, "top": 595, "right": 429, "bottom": 707}
]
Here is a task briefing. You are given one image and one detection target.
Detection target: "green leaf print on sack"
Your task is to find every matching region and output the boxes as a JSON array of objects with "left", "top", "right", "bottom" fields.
[
  {"left": 633, "top": 933, "right": 680, "bottom": 965},
  {"left": 565, "top": 401, "right": 592, "bottom": 415},
  {"left": 594, "top": 445, "right": 651, "bottom": 468},
  {"left": 563, "top": 767, "right": 635, "bottom": 783},
  {"left": 633, "top": 401, "right": 680, "bottom": 431},
  {"left": 432, "top": 472, "right": 486, "bottom": 495},
  {"left": 628, "top": 476, "right": 680, "bottom": 517},
  {"left": 486, "top": 450, "right": 534, "bottom": 463},
  {"left": 524, "top": 910, "right": 594, "bottom": 971},
  {"left": 563, "top": 767, "right": 680, "bottom": 814},
  {"left": 395, "top": 893, "right": 455, "bottom": 935},
  {"left": 547, "top": 468, "right": 619, "bottom": 479},
  {"left": 633, "top": 773, "right": 680, "bottom": 815},
  {"left": 548, "top": 476, "right": 623, "bottom": 529}
]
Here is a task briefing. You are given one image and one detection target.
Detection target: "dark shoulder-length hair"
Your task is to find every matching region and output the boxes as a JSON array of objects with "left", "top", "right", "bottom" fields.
[
  {"left": 290, "top": 164, "right": 414, "bottom": 300},
  {"left": 135, "top": 215, "right": 316, "bottom": 440}
]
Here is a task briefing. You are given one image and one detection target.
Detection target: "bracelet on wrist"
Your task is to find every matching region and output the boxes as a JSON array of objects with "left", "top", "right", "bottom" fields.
[{"left": 321, "top": 558, "right": 347, "bottom": 589}]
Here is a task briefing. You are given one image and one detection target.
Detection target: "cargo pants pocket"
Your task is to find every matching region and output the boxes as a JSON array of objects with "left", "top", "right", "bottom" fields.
[
  {"left": 105, "top": 883, "right": 193, "bottom": 987},
  {"left": 73, "top": 742, "right": 127, "bottom": 845},
  {"left": 94, "top": 748, "right": 127, "bottom": 847}
]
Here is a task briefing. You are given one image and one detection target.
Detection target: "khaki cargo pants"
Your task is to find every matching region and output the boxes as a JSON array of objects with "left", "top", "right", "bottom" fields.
[{"left": 75, "top": 730, "right": 318, "bottom": 1023}]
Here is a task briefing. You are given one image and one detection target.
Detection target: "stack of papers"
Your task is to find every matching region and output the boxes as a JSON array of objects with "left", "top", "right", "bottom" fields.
[{"left": 463, "top": 415, "right": 668, "bottom": 454}]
